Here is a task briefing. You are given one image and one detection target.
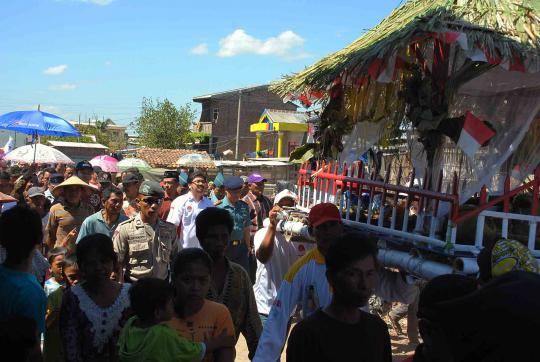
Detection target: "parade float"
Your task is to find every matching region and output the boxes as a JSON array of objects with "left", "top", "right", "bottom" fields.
[{"left": 271, "top": 0, "right": 540, "bottom": 279}]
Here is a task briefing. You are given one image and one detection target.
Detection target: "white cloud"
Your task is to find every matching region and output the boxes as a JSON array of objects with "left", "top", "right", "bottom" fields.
[
  {"left": 49, "top": 84, "right": 77, "bottom": 91},
  {"left": 43, "top": 64, "right": 68, "bottom": 75},
  {"left": 105, "top": 60, "right": 112, "bottom": 66},
  {"left": 217, "top": 29, "right": 309, "bottom": 60},
  {"left": 190, "top": 43, "right": 209, "bottom": 55}
]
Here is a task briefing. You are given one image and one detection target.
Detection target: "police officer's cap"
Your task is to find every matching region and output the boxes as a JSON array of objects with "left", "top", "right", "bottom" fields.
[
  {"left": 163, "top": 170, "right": 179, "bottom": 181},
  {"left": 138, "top": 181, "right": 165, "bottom": 198},
  {"left": 224, "top": 176, "right": 243, "bottom": 190},
  {"left": 76, "top": 160, "right": 93, "bottom": 171}
]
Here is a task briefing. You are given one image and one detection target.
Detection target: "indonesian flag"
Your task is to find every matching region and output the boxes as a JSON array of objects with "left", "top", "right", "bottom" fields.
[
  {"left": 439, "top": 112, "right": 497, "bottom": 158},
  {"left": 457, "top": 111, "right": 496, "bottom": 158}
]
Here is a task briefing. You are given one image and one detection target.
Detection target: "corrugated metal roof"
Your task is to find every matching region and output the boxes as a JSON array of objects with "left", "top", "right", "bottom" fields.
[
  {"left": 265, "top": 109, "right": 308, "bottom": 124},
  {"left": 193, "top": 84, "right": 268, "bottom": 102},
  {"left": 46, "top": 140, "right": 108, "bottom": 149}
]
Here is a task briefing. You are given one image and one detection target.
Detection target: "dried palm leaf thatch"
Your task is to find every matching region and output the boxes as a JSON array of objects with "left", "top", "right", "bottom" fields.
[
  {"left": 272, "top": 0, "right": 540, "bottom": 97},
  {"left": 274, "top": 0, "right": 540, "bottom": 163}
]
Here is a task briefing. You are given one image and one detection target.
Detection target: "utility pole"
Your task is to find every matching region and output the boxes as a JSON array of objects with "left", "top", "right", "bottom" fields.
[{"left": 235, "top": 90, "right": 242, "bottom": 160}]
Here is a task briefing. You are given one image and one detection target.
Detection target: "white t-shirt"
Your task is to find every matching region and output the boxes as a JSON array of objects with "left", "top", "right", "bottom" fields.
[
  {"left": 166, "top": 192, "right": 214, "bottom": 249},
  {"left": 253, "top": 220, "right": 314, "bottom": 315}
]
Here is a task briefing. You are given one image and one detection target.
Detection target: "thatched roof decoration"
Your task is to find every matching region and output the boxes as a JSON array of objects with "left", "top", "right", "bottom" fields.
[{"left": 272, "top": 0, "right": 540, "bottom": 97}]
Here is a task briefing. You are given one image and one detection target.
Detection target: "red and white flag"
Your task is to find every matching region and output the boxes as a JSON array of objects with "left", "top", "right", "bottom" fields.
[{"left": 457, "top": 111, "right": 496, "bottom": 158}]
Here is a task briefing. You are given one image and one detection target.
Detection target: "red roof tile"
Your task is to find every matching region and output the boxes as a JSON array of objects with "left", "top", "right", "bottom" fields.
[{"left": 136, "top": 148, "right": 215, "bottom": 169}]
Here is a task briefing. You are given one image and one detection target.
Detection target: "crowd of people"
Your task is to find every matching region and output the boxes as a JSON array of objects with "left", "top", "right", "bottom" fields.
[{"left": 0, "top": 160, "right": 540, "bottom": 362}]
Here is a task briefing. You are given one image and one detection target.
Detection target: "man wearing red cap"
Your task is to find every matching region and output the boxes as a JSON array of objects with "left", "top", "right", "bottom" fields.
[{"left": 254, "top": 203, "right": 417, "bottom": 361}]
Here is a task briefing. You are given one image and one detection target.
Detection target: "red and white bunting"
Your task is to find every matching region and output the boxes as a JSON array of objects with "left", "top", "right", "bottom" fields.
[
  {"left": 500, "top": 55, "right": 526, "bottom": 72},
  {"left": 282, "top": 92, "right": 295, "bottom": 103},
  {"left": 440, "top": 31, "right": 469, "bottom": 51},
  {"left": 377, "top": 51, "right": 397, "bottom": 83}
]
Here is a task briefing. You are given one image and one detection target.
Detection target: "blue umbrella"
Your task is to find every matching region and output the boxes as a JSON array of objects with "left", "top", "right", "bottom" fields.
[
  {"left": 0, "top": 108, "right": 81, "bottom": 163},
  {"left": 0, "top": 109, "right": 81, "bottom": 137}
]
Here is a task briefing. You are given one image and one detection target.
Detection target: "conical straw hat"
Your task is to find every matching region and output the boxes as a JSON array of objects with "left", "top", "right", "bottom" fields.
[
  {"left": 52, "top": 176, "right": 95, "bottom": 198},
  {"left": 0, "top": 192, "right": 17, "bottom": 203}
]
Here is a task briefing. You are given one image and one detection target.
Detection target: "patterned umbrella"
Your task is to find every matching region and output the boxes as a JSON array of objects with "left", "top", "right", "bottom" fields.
[
  {"left": 117, "top": 158, "right": 152, "bottom": 171},
  {"left": 90, "top": 155, "right": 119, "bottom": 172},
  {"left": 175, "top": 153, "right": 216, "bottom": 169},
  {"left": 4, "top": 144, "right": 73, "bottom": 164}
]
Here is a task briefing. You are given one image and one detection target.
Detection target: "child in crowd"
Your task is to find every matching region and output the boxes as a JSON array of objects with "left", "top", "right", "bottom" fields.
[
  {"left": 60, "top": 234, "right": 131, "bottom": 361},
  {"left": 119, "top": 277, "right": 234, "bottom": 362},
  {"left": 44, "top": 246, "right": 67, "bottom": 296},
  {"left": 169, "top": 248, "right": 236, "bottom": 362},
  {"left": 44, "top": 253, "right": 79, "bottom": 362}
]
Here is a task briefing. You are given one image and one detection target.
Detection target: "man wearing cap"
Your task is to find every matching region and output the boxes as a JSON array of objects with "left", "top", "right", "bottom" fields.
[
  {"left": 24, "top": 187, "right": 50, "bottom": 229},
  {"left": 218, "top": 175, "right": 252, "bottom": 272},
  {"left": 113, "top": 181, "right": 177, "bottom": 282},
  {"left": 44, "top": 174, "right": 64, "bottom": 204},
  {"left": 76, "top": 161, "right": 102, "bottom": 212},
  {"left": 243, "top": 172, "right": 273, "bottom": 238},
  {"left": 158, "top": 170, "right": 179, "bottom": 221},
  {"left": 210, "top": 172, "right": 226, "bottom": 205},
  {"left": 254, "top": 203, "right": 418, "bottom": 361},
  {"left": 75, "top": 161, "right": 94, "bottom": 184},
  {"left": 45, "top": 176, "right": 95, "bottom": 252},
  {"left": 122, "top": 172, "right": 141, "bottom": 218},
  {"left": 97, "top": 171, "right": 113, "bottom": 191},
  {"left": 167, "top": 170, "right": 213, "bottom": 250},
  {"left": 253, "top": 190, "right": 315, "bottom": 324},
  {"left": 77, "top": 187, "right": 128, "bottom": 242}
]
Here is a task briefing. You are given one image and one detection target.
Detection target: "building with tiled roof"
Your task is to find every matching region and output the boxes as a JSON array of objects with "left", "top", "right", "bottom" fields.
[{"left": 136, "top": 148, "right": 213, "bottom": 169}]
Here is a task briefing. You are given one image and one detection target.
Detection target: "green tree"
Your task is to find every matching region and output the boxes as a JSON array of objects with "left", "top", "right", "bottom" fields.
[{"left": 131, "top": 98, "right": 196, "bottom": 149}]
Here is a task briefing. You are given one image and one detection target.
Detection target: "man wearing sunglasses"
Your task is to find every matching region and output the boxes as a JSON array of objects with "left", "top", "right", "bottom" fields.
[{"left": 113, "top": 181, "right": 177, "bottom": 282}]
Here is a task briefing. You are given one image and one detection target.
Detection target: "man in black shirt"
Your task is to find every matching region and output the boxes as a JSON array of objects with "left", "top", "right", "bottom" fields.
[{"left": 286, "top": 233, "right": 391, "bottom": 362}]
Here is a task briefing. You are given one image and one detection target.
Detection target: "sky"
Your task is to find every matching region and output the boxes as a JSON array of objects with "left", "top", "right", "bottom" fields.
[{"left": 0, "top": 0, "right": 402, "bottom": 132}]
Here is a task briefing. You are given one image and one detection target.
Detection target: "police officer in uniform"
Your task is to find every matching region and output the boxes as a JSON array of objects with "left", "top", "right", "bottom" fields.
[{"left": 113, "top": 181, "right": 177, "bottom": 282}]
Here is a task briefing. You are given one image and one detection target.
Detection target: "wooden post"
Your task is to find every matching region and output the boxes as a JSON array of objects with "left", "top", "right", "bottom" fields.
[
  {"left": 391, "top": 164, "right": 403, "bottom": 230},
  {"left": 378, "top": 161, "right": 391, "bottom": 227},
  {"left": 402, "top": 168, "right": 415, "bottom": 232},
  {"left": 356, "top": 161, "right": 365, "bottom": 222}
]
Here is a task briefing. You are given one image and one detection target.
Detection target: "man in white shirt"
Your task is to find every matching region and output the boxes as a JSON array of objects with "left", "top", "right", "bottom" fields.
[
  {"left": 253, "top": 189, "right": 314, "bottom": 324},
  {"left": 166, "top": 170, "right": 213, "bottom": 250},
  {"left": 253, "top": 203, "right": 418, "bottom": 361}
]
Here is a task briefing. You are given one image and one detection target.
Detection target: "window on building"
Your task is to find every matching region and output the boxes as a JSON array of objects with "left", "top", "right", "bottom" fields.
[{"left": 213, "top": 108, "right": 219, "bottom": 122}]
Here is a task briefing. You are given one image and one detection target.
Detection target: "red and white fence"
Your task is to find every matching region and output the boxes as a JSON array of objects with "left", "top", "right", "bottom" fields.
[{"left": 296, "top": 160, "right": 540, "bottom": 258}]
